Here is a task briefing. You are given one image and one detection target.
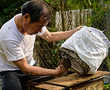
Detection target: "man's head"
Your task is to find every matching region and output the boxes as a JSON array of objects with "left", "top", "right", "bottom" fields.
[{"left": 21, "top": 0, "right": 50, "bottom": 34}]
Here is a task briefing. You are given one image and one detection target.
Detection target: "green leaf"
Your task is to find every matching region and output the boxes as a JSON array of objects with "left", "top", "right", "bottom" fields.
[{"left": 45, "top": 0, "right": 51, "bottom": 3}]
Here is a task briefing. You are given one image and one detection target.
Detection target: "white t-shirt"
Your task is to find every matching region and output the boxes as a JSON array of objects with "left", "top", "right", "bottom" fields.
[
  {"left": 0, "top": 16, "right": 46, "bottom": 72},
  {"left": 61, "top": 26, "right": 110, "bottom": 74}
]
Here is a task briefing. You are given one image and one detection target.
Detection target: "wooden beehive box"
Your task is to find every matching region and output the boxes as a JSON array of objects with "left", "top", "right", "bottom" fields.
[{"left": 28, "top": 71, "right": 110, "bottom": 90}]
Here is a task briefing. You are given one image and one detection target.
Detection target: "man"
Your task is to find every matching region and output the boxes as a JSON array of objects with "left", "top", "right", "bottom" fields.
[
  {"left": 0, "top": 0, "right": 80, "bottom": 90},
  {"left": 58, "top": 26, "right": 110, "bottom": 75}
]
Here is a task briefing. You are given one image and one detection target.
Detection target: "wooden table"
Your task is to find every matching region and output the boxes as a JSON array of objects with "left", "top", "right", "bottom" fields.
[{"left": 28, "top": 71, "right": 110, "bottom": 90}]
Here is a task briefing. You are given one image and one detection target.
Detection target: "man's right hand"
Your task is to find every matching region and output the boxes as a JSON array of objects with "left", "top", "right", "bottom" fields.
[{"left": 55, "top": 65, "right": 67, "bottom": 76}]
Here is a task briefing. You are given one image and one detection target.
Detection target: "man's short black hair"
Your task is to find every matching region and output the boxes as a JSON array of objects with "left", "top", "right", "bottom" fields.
[{"left": 21, "top": 0, "right": 49, "bottom": 23}]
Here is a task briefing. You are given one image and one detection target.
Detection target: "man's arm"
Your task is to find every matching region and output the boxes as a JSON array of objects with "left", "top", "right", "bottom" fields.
[
  {"left": 40, "top": 26, "right": 82, "bottom": 42},
  {"left": 13, "top": 58, "right": 64, "bottom": 76}
]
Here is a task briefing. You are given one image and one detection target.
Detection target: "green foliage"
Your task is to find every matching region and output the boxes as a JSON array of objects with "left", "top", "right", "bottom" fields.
[
  {"left": 44, "top": 0, "right": 60, "bottom": 11},
  {"left": 0, "top": 0, "right": 28, "bottom": 27},
  {"left": 63, "top": 0, "right": 101, "bottom": 10},
  {"left": 88, "top": 7, "right": 107, "bottom": 29},
  {"left": 45, "top": 0, "right": 51, "bottom": 3},
  {"left": 104, "top": 84, "right": 110, "bottom": 90},
  {"left": 105, "top": 0, "right": 110, "bottom": 4}
]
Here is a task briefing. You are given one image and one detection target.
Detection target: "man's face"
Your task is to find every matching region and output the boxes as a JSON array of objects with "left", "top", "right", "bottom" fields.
[
  {"left": 23, "top": 13, "right": 49, "bottom": 35},
  {"left": 26, "top": 21, "right": 47, "bottom": 35}
]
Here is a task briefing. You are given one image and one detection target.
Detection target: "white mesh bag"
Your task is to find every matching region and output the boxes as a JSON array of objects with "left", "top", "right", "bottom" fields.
[{"left": 61, "top": 26, "right": 110, "bottom": 74}]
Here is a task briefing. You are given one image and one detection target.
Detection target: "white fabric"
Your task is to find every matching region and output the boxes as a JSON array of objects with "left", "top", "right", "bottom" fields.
[
  {"left": 37, "top": 26, "right": 47, "bottom": 36},
  {"left": 0, "top": 16, "right": 47, "bottom": 72},
  {"left": 61, "top": 26, "right": 110, "bottom": 74}
]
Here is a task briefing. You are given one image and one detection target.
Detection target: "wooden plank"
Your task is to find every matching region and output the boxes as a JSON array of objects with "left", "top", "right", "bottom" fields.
[
  {"left": 72, "top": 79, "right": 104, "bottom": 90},
  {"left": 33, "top": 71, "right": 110, "bottom": 89},
  {"left": 33, "top": 79, "right": 104, "bottom": 90},
  {"left": 44, "top": 71, "right": 110, "bottom": 87},
  {"left": 33, "top": 83, "right": 64, "bottom": 90}
]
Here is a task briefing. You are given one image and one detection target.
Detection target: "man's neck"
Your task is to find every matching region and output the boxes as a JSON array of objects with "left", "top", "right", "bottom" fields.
[{"left": 14, "top": 14, "right": 25, "bottom": 35}]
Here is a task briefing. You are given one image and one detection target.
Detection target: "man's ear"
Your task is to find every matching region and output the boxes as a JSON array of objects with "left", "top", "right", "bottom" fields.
[
  {"left": 23, "top": 13, "right": 31, "bottom": 24},
  {"left": 39, "top": 15, "right": 44, "bottom": 22}
]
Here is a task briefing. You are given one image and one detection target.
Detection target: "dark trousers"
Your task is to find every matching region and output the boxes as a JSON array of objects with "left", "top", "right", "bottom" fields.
[{"left": 0, "top": 70, "right": 40, "bottom": 90}]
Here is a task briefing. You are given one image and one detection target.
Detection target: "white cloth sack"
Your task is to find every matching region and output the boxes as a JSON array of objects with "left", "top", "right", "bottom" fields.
[{"left": 61, "top": 26, "right": 110, "bottom": 74}]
